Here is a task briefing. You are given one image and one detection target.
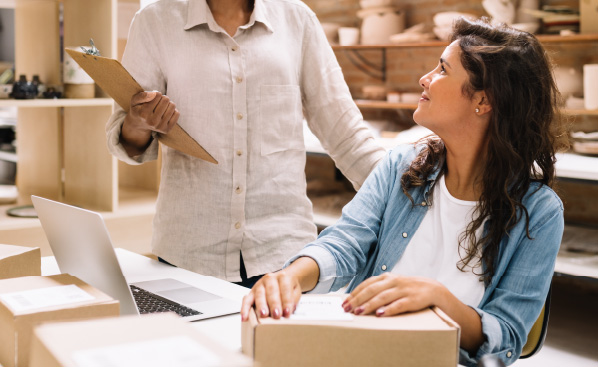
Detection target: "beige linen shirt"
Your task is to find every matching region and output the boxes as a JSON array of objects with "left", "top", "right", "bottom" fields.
[{"left": 106, "top": 0, "right": 386, "bottom": 281}]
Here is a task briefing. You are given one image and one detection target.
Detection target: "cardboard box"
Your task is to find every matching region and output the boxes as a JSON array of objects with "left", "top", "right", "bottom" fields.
[
  {"left": 580, "top": 0, "right": 598, "bottom": 34},
  {"left": 0, "top": 244, "right": 41, "bottom": 280},
  {"left": 30, "top": 313, "right": 253, "bottom": 367},
  {"left": 0, "top": 274, "right": 119, "bottom": 367},
  {"left": 242, "top": 295, "right": 460, "bottom": 367}
]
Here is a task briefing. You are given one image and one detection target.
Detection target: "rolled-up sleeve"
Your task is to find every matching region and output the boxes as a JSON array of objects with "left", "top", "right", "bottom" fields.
[
  {"left": 105, "top": 10, "right": 164, "bottom": 164},
  {"left": 299, "top": 14, "right": 386, "bottom": 190}
]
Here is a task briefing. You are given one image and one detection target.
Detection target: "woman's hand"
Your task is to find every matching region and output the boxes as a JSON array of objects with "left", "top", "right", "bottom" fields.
[
  {"left": 240, "top": 256, "right": 320, "bottom": 321},
  {"left": 120, "top": 91, "right": 180, "bottom": 157},
  {"left": 240, "top": 272, "right": 302, "bottom": 321},
  {"left": 342, "top": 273, "right": 445, "bottom": 317}
]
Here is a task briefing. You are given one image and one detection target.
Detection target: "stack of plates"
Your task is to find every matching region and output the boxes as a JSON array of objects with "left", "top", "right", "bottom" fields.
[{"left": 571, "top": 131, "right": 598, "bottom": 155}]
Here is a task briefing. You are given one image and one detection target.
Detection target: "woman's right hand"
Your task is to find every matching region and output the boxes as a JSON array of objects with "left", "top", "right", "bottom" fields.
[
  {"left": 240, "top": 256, "right": 320, "bottom": 321},
  {"left": 240, "top": 271, "right": 302, "bottom": 321},
  {"left": 120, "top": 91, "right": 180, "bottom": 156}
]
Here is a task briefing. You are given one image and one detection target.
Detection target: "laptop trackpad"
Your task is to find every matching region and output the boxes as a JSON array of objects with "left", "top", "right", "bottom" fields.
[
  {"left": 157, "top": 287, "right": 220, "bottom": 304},
  {"left": 132, "top": 279, "right": 222, "bottom": 304}
]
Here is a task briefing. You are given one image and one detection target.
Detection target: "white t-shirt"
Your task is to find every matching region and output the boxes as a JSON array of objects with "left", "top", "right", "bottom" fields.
[{"left": 391, "top": 175, "right": 485, "bottom": 307}]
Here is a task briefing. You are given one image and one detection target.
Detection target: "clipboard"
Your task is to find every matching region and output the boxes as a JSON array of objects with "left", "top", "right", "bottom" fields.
[{"left": 65, "top": 47, "right": 218, "bottom": 164}]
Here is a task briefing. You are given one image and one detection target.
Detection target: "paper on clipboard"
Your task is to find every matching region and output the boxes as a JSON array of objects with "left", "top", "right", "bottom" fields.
[{"left": 65, "top": 47, "right": 217, "bottom": 164}]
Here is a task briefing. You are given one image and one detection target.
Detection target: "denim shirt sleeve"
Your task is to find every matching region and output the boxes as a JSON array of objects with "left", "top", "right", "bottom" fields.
[
  {"left": 459, "top": 187, "right": 564, "bottom": 366},
  {"left": 286, "top": 148, "right": 402, "bottom": 292}
]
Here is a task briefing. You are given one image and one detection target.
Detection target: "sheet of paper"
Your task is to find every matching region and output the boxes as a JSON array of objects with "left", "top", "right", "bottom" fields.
[
  {"left": 71, "top": 336, "right": 221, "bottom": 367},
  {"left": 289, "top": 296, "right": 354, "bottom": 321},
  {"left": 0, "top": 284, "right": 94, "bottom": 312}
]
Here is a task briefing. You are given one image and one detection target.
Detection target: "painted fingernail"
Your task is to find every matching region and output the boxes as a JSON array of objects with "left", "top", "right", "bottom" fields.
[
  {"left": 354, "top": 306, "right": 365, "bottom": 315},
  {"left": 341, "top": 300, "right": 348, "bottom": 308},
  {"left": 283, "top": 307, "right": 291, "bottom": 317},
  {"left": 343, "top": 304, "right": 352, "bottom": 312},
  {"left": 273, "top": 308, "right": 280, "bottom": 318},
  {"left": 376, "top": 308, "right": 385, "bottom": 317},
  {"left": 260, "top": 308, "right": 268, "bottom": 317}
]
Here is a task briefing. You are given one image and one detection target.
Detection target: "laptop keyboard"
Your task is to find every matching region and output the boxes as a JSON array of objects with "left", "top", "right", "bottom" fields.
[{"left": 129, "top": 285, "right": 202, "bottom": 317}]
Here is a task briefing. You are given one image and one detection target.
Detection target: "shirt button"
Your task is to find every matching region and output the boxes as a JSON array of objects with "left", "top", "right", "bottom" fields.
[
  {"left": 231, "top": 46, "right": 238, "bottom": 51},
  {"left": 236, "top": 76, "right": 243, "bottom": 83},
  {"left": 381, "top": 265, "right": 387, "bottom": 271},
  {"left": 421, "top": 201, "right": 427, "bottom": 206},
  {"left": 236, "top": 150, "right": 243, "bottom": 156},
  {"left": 506, "top": 351, "right": 512, "bottom": 358},
  {"left": 235, "top": 222, "right": 241, "bottom": 229},
  {"left": 235, "top": 186, "right": 242, "bottom": 194},
  {"left": 402, "top": 232, "right": 408, "bottom": 238},
  {"left": 237, "top": 113, "right": 243, "bottom": 120}
]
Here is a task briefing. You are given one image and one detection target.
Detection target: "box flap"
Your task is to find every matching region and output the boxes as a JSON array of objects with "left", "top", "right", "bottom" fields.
[{"left": 0, "top": 245, "right": 41, "bottom": 280}]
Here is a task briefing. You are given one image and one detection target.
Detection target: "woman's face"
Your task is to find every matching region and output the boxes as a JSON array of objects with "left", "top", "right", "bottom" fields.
[{"left": 413, "top": 41, "right": 481, "bottom": 138}]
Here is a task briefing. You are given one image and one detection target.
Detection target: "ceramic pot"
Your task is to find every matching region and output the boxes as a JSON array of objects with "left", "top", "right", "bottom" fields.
[{"left": 358, "top": 7, "right": 405, "bottom": 45}]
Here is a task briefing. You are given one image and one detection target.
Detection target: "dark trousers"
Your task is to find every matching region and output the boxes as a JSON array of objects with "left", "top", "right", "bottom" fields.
[{"left": 158, "top": 252, "right": 263, "bottom": 289}]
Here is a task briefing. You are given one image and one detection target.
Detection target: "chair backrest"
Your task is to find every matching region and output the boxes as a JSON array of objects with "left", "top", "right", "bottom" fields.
[{"left": 520, "top": 283, "right": 552, "bottom": 359}]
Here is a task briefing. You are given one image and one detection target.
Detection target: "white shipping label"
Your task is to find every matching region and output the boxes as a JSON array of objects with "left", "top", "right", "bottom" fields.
[
  {"left": 0, "top": 284, "right": 95, "bottom": 312},
  {"left": 290, "top": 296, "right": 354, "bottom": 321},
  {"left": 71, "top": 336, "right": 222, "bottom": 367}
]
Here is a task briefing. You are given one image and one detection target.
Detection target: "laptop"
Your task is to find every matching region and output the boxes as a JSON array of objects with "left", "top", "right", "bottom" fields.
[{"left": 31, "top": 195, "right": 240, "bottom": 321}]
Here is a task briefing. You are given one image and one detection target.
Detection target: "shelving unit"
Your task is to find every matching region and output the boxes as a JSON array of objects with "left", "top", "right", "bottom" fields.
[
  {"left": 5, "top": 0, "right": 157, "bottom": 212},
  {"left": 331, "top": 34, "right": 598, "bottom": 51},
  {"left": 0, "top": 98, "right": 113, "bottom": 108}
]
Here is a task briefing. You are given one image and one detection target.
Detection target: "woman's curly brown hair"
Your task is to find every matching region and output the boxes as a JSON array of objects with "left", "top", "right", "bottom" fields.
[{"left": 400, "top": 17, "right": 569, "bottom": 284}]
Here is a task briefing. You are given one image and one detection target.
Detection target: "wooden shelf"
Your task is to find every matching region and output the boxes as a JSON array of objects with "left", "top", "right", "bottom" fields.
[
  {"left": 555, "top": 152, "right": 598, "bottom": 182},
  {"left": 355, "top": 100, "right": 598, "bottom": 116},
  {"left": 0, "top": 98, "right": 113, "bottom": 108},
  {"left": 564, "top": 108, "right": 598, "bottom": 116},
  {"left": 354, "top": 99, "right": 418, "bottom": 110},
  {"left": 332, "top": 34, "right": 598, "bottom": 50}
]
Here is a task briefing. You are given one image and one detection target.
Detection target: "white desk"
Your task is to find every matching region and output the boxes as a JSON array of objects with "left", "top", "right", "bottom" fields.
[{"left": 41, "top": 248, "right": 250, "bottom": 353}]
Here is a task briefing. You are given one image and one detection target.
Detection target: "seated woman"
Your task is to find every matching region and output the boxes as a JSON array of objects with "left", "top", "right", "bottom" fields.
[{"left": 241, "top": 17, "right": 567, "bottom": 366}]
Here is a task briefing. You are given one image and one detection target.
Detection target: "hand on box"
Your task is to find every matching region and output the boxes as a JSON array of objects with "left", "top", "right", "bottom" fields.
[
  {"left": 341, "top": 273, "right": 445, "bottom": 317},
  {"left": 240, "top": 272, "right": 302, "bottom": 321},
  {"left": 241, "top": 257, "right": 320, "bottom": 321}
]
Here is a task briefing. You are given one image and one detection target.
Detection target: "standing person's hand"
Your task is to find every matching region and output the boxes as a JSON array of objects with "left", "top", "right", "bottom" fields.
[
  {"left": 341, "top": 273, "right": 445, "bottom": 317},
  {"left": 120, "top": 91, "right": 180, "bottom": 157}
]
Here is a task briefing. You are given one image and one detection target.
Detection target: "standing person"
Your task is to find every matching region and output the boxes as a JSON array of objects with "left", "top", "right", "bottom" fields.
[
  {"left": 106, "top": 0, "right": 386, "bottom": 287},
  {"left": 241, "top": 17, "right": 568, "bottom": 366}
]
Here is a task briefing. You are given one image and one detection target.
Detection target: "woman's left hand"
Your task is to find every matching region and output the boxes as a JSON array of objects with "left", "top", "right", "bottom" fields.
[{"left": 342, "top": 273, "right": 447, "bottom": 317}]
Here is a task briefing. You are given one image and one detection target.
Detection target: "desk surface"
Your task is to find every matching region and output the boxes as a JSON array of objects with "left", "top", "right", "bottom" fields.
[{"left": 41, "top": 248, "right": 250, "bottom": 353}]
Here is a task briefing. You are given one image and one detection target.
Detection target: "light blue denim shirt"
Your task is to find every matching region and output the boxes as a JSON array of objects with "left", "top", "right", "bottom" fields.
[{"left": 288, "top": 144, "right": 564, "bottom": 366}]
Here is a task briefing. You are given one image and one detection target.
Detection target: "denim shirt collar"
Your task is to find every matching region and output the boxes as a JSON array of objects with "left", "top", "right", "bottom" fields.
[
  {"left": 184, "top": 0, "right": 274, "bottom": 33},
  {"left": 422, "top": 154, "right": 445, "bottom": 205}
]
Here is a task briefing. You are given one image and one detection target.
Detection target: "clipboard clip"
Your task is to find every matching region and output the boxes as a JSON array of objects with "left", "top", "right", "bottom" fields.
[{"left": 80, "top": 39, "right": 101, "bottom": 56}]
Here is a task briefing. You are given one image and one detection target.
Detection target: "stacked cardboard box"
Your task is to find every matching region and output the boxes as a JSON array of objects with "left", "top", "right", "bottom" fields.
[
  {"left": 0, "top": 274, "right": 119, "bottom": 367},
  {"left": 0, "top": 244, "right": 41, "bottom": 279},
  {"left": 30, "top": 313, "right": 253, "bottom": 367}
]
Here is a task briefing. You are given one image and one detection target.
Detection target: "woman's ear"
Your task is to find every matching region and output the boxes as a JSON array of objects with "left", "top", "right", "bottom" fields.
[{"left": 475, "top": 92, "right": 492, "bottom": 115}]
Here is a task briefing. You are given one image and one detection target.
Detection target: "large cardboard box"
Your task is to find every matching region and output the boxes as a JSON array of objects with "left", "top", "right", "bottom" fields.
[
  {"left": 242, "top": 295, "right": 460, "bottom": 367},
  {"left": 580, "top": 0, "right": 598, "bottom": 34},
  {"left": 0, "top": 274, "right": 119, "bottom": 367},
  {"left": 30, "top": 313, "right": 253, "bottom": 367},
  {"left": 0, "top": 244, "right": 41, "bottom": 280}
]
